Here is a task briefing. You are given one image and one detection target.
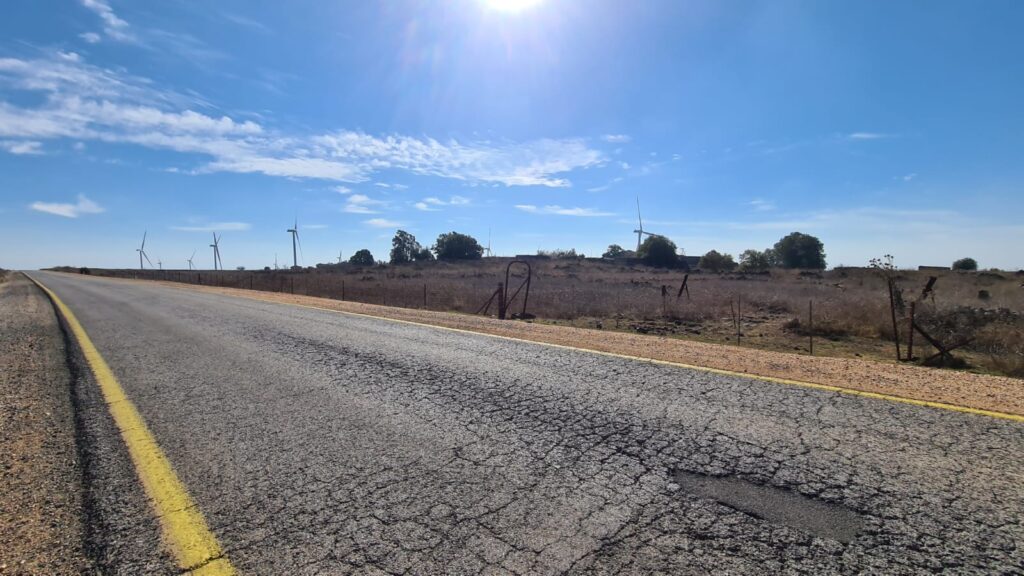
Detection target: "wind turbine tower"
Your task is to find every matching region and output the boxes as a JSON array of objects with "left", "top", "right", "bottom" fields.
[
  {"left": 633, "top": 197, "right": 662, "bottom": 252},
  {"left": 136, "top": 231, "right": 153, "bottom": 270},
  {"left": 210, "top": 232, "right": 222, "bottom": 270},
  {"left": 286, "top": 219, "right": 301, "bottom": 269},
  {"left": 186, "top": 250, "right": 196, "bottom": 271}
]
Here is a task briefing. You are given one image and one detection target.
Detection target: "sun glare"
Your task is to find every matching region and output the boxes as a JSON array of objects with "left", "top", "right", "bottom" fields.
[{"left": 484, "top": 0, "right": 544, "bottom": 13}]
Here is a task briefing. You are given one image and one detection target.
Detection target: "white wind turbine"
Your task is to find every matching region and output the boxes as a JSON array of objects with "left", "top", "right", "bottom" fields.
[
  {"left": 209, "top": 232, "right": 223, "bottom": 270},
  {"left": 186, "top": 250, "right": 196, "bottom": 271},
  {"left": 633, "top": 197, "right": 662, "bottom": 252},
  {"left": 136, "top": 231, "right": 153, "bottom": 270},
  {"left": 286, "top": 219, "right": 302, "bottom": 269}
]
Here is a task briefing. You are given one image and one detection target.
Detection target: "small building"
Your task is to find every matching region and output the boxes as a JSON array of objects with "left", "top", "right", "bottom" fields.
[{"left": 918, "top": 265, "right": 951, "bottom": 272}]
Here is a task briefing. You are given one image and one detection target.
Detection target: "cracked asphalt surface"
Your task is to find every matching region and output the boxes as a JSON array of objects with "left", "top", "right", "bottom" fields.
[{"left": 32, "top": 271, "right": 1024, "bottom": 574}]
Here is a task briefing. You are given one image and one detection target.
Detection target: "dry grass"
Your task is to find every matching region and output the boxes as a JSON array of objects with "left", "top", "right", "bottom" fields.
[{"left": 60, "top": 259, "right": 1024, "bottom": 378}]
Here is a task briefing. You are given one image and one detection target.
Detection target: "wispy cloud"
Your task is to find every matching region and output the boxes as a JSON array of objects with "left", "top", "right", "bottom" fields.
[
  {"left": 1, "top": 140, "right": 44, "bottom": 155},
  {"left": 170, "top": 221, "right": 251, "bottom": 232},
  {"left": 587, "top": 176, "right": 623, "bottom": 192},
  {"left": 748, "top": 198, "right": 775, "bottom": 212},
  {"left": 414, "top": 195, "right": 470, "bottom": 211},
  {"left": 302, "top": 224, "right": 328, "bottom": 230},
  {"left": 80, "top": 0, "right": 135, "bottom": 42},
  {"left": 515, "top": 205, "right": 614, "bottom": 217},
  {"left": 364, "top": 218, "right": 402, "bottom": 228},
  {"left": 29, "top": 194, "right": 105, "bottom": 218},
  {"left": 846, "top": 132, "right": 896, "bottom": 140},
  {"left": 902, "top": 173, "right": 917, "bottom": 181},
  {"left": 221, "top": 13, "right": 273, "bottom": 34},
  {"left": 0, "top": 53, "right": 604, "bottom": 187},
  {"left": 343, "top": 194, "right": 386, "bottom": 214},
  {"left": 602, "top": 134, "right": 631, "bottom": 143}
]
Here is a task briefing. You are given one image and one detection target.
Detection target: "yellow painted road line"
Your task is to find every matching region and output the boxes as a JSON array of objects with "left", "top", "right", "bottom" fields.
[
  {"left": 28, "top": 275, "right": 236, "bottom": 575},
  {"left": 44, "top": 271, "right": 1024, "bottom": 425}
]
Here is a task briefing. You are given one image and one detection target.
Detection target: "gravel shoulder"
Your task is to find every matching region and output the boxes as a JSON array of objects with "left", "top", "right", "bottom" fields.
[
  {"left": 123, "top": 275, "right": 1024, "bottom": 418},
  {"left": 0, "top": 273, "right": 92, "bottom": 574}
]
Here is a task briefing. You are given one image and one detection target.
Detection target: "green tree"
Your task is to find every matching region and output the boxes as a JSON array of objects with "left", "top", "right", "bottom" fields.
[
  {"left": 952, "top": 257, "right": 978, "bottom": 271},
  {"left": 390, "top": 230, "right": 422, "bottom": 264},
  {"left": 699, "top": 250, "right": 738, "bottom": 272},
  {"left": 434, "top": 232, "right": 484, "bottom": 260},
  {"left": 414, "top": 248, "right": 435, "bottom": 261},
  {"left": 348, "top": 249, "right": 375, "bottom": 266},
  {"left": 739, "top": 249, "right": 772, "bottom": 272},
  {"left": 773, "top": 232, "right": 826, "bottom": 269},
  {"left": 602, "top": 244, "right": 627, "bottom": 259},
  {"left": 638, "top": 236, "right": 678, "bottom": 268}
]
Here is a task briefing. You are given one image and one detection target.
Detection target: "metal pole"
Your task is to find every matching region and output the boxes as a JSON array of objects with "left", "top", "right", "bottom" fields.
[
  {"left": 423, "top": 284, "right": 427, "bottom": 308},
  {"left": 342, "top": 280, "right": 346, "bottom": 301},
  {"left": 737, "top": 295, "right": 742, "bottom": 345}
]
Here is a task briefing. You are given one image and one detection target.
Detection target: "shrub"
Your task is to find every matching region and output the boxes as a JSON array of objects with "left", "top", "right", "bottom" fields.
[
  {"left": 637, "top": 236, "right": 678, "bottom": 268},
  {"left": 349, "top": 249, "right": 375, "bottom": 266},
  {"left": 700, "top": 250, "right": 737, "bottom": 273},
  {"left": 739, "top": 249, "right": 772, "bottom": 272},
  {"left": 602, "top": 244, "right": 627, "bottom": 259},
  {"left": 774, "top": 232, "right": 826, "bottom": 269},
  {"left": 434, "top": 232, "right": 484, "bottom": 260},
  {"left": 953, "top": 257, "right": 978, "bottom": 271}
]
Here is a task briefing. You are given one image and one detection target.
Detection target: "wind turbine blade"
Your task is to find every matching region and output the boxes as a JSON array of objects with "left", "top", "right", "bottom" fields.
[
  {"left": 296, "top": 232, "right": 303, "bottom": 263},
  {"left": 141, "top": 230, "right": 147, "bottom": 250},
  {"left": 636, "top": 197, "right": 643, "bottom": 231},
  {"left": 191, "top": 249, "right": 196, "bottom": 259},
  {"left": 143, "top": 251, "right": 153, "bottom": 267}
]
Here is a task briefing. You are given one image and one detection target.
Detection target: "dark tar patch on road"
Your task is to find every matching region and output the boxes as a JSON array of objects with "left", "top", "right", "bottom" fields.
[{"left": 674, "top": 470, "right": 864, "bottom": 543}]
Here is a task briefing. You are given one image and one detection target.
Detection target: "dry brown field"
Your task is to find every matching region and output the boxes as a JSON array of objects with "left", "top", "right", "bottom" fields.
[{"left": 60, "top": 258, "right": 1024, "bottom": 379}]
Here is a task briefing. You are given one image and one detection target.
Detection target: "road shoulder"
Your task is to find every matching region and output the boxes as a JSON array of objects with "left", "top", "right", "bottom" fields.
[{"left": 0, "top": 273, "right": 92, "bottom": 574}]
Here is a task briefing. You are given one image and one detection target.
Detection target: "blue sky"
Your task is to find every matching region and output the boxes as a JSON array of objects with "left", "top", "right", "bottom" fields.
[{"left": 2, "top": 0, "right": 1022, "bottom": 270}]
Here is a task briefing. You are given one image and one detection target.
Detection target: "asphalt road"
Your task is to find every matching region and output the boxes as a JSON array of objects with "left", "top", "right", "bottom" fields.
[{"left": 31, "top": 271, "right": 1024, "bottom": 574}]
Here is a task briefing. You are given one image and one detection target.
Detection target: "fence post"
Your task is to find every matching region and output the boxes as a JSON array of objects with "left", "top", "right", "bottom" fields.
[
  {"left": 423, "top": 284, "right": 427, "bottom": 308},
  {"left": 737, "top": 295, "right": 742, "bottom": 345},
  {"left": 887, "top": 279, "right": 901, "bottom": 361},
  {"left": 809, "top": 300, "right": 814, "bottom": 356},
  {"left": 907, "top": 301, "right": 916, "bottom": 361},
  {"left": 342, "top": 280, "right": 346, "bottom": 301}
]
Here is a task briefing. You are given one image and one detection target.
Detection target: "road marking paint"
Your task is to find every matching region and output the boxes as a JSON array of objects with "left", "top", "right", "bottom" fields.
[
  {"left": 43, "top": 271, "right": 1024, "bottom": 424},
  {"left": 28, "top": 275, "right": 236, "bottom": 575}
]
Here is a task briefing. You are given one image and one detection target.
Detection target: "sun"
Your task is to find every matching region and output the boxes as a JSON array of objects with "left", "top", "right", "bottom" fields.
[{"left": 483, "top": 0, "right": 544, "bottom": 13}]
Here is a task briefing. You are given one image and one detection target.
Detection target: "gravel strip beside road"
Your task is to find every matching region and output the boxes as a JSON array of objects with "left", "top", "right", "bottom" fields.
[
  {"left": 0, "top": 273, "right": 92, "bottom": 574},
  {"left": 135, "top": 277, "right": 1024, "bottom": 417}
]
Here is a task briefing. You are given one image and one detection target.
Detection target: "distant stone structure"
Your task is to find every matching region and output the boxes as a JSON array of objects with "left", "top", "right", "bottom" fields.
[{"left": 918, "top": 265, "right": 951, "bottom": 271}]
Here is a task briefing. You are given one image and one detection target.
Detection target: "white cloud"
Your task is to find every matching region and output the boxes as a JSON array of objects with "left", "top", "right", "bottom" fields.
[
  {"left": 80, "top": 32, "right": 102, "bottom": 44},
  {"left": 414, "top": 202, "right": 438, "bottom": 212},
  {"left": 449, "top": 195, "right": 470, "bottom": 205},
  {"left": 302, "top": 224, "right": 328, "bottom": 230},
  {"left": 0, "top": 53, "right": 604, "bottom": 187},
  {"left": 29, "top": 194, "right": 105, "bottom": 218},
  {"left": 343, "top": 194, "right": 386, "bottom": 214},
  {"left": 80, "top": 0, "right": 135, "bottom": 42},
  {"left": 847, "top": 132, "right": 895, "bottom": 140},
  {"left": 602, "top": 134, "right": 631, "bottom": 143},
  {"left": 515, "top": 205, "right": 614, "bottom": 217},
  {"left": 333, "top": 185, "right": 353, "bottom": 194},
  {"left": 748, "top": 199, "right": 776, "bottom": 212},
  {"left": 364, "top": 218, "right": 402, "bottom": 228},
  {"left": 1, "top": 140, "right": 44, "bottom": 155},
  {"left": 903, "top": 173, "right": 917, "bottom": 181},
  {"left": 587, "top": 176, "right": 623, "bottom": 192},
  {"left": 415, "top": 195, "right": 470, "bottom": 211},
  {"left": 170, "top": 221, "right": 251, "bottom": 232}
]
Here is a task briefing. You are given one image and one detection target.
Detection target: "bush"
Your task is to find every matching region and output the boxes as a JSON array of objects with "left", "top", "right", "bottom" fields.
[
  {"left": 434, "top": 232, "right": 484, "bottom": 261},
  {"left": 538, "top": 249, "right": 578, "bottom": 259},
  {"left": 953, "top": 257, "right": 978, "bottom": 271},
  {"left": 700, "top": 250, "right": 737, "bottom": 273},
  {"left": 739, "top": 249, "right": 773, "bottom": 272},
  {"left": 602, "top": 244, "right": 627, "bottom": 259},
  {"left": 773, "top": 232, "right": 826, "bottom": 269},
  {"left": 349, "top": 249, "right": 375, "bottom": 266},
  {"left": 637, "top": 236, "right": 678, "bottom": 268}
]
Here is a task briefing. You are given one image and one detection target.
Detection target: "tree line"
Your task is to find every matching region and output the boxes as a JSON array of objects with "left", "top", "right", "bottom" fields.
[{"left": 604, "top": 231, "right": 827, "bottom": 271}]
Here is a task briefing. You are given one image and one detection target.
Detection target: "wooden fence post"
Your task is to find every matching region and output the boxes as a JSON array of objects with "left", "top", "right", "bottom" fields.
[{"left": 809, "top": 300, "right": 814, "bottom": 356}]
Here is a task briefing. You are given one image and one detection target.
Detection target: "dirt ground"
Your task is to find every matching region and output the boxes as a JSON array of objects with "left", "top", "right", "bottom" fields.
[
  {"left": 0, "top": 273, "right": 92, "bottom": 574},
  {"left": 128, "top": 276, "right": 1024, "bottom": 418}
]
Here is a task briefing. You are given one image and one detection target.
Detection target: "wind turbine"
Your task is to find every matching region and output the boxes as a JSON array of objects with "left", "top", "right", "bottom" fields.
[
  {"left": 156, "top": 258, "right": 163, "bottom": 270},
  {"left": 136, "top": 231, "right": 153, "bottom": 270},
  {"left": 485, "top": 228, "right": 493, "bottom": 258},
  {"left": 286, "top": 219, "right": 301, "bottom": 269},
  {"left": 633, "top": 197, "right": 662, "bottom": 252},
  {"left": 186, "top": 250, "right": 196, "bottom": 271},
  {"left": 337, "top": 250, "right": 344, "bottom": 264},
  {"left": 209, "top": 232, "right": 222, "bottom": 270}
]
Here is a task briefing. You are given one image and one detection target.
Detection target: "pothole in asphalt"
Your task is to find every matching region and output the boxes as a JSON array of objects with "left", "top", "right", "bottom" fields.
[{"left": 673, "top": 470, "right": 863, "bottom": 543}]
